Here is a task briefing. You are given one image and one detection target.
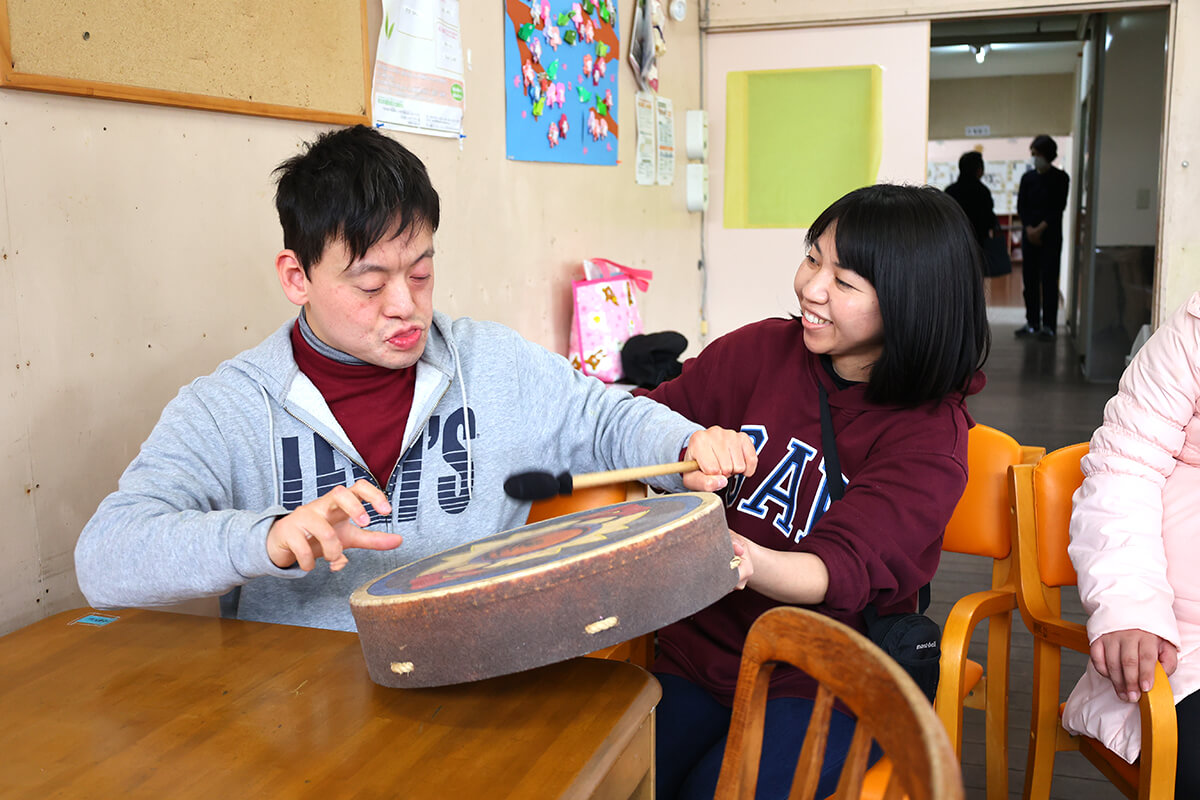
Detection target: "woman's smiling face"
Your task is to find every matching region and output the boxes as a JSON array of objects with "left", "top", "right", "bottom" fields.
[{"left": 793, "top": 224, "right": 885, "bottom": 383}]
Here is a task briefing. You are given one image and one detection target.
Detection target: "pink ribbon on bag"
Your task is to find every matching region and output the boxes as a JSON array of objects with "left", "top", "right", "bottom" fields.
[{"left": 586, "top": 258, "right": 654, "bottom": 292}]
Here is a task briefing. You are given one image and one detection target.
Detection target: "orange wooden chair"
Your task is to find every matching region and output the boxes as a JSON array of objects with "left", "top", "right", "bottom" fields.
[
  {"left": 526, "top": 481, "right": 654, "bottom": 669},
  {"left": 857, "top": 424, "right": 1043, "bottom": 800},
  {"left": 1010, "top": 443, "right": 1177, "bottom": 799},
  {"left": 714, "top": 606, "right": 963, "bottom": 800}
]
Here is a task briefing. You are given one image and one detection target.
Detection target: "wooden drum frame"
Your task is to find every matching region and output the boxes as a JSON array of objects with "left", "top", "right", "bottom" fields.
[{"left": 351, "top": 492, "right": 736, "bottom": 688}]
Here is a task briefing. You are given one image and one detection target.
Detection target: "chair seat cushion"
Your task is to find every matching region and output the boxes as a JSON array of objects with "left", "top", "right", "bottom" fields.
[
  {"left": 1058, "top": 702, "right": 1140, "bottom": 787},
  {"left": 963, "top": 658, "right": 984, "bottom": 697}
]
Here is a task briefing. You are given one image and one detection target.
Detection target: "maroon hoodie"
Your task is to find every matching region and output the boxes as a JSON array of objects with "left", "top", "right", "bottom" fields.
[{"left": 646, "top": 317, "right": 983, "bottom": 704}]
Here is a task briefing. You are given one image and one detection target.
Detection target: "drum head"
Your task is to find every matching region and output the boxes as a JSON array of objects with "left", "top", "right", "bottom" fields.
[{"left": 351, "top": 492, "right": 736, "bottom": 687}]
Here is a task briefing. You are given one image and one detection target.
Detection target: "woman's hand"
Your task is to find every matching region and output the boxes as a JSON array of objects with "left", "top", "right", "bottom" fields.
[
  {"left": 729, "top": 530, "right": 754, "bottom": 589},
  {"left": 1091, "top": 628, "right": 1178, "bottom": 702}
]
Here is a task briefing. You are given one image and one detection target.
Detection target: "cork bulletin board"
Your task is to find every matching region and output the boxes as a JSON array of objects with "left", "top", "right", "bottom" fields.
[{"left": 0, "top": 0, "right": 371, "bottom": 125}]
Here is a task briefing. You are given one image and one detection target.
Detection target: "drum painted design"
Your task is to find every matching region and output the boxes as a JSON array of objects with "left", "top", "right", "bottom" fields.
[{"left": 351, "top": 492, "right": 736, "bottom": 688}]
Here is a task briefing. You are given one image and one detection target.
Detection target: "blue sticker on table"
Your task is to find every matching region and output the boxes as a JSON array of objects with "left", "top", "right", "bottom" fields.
[{"left": 69, "top": 613, "right": 120, "bottom": 626}]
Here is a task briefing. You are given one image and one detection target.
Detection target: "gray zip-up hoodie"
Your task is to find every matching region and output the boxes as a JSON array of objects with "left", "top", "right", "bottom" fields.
[{"left": 74, "top": 312, "right": 702, "bottom": 631}]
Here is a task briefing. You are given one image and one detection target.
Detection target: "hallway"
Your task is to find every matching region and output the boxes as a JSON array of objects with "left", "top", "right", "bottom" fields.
[{"left": 927, "top": 306, "right": 1125, "bottom": 800}]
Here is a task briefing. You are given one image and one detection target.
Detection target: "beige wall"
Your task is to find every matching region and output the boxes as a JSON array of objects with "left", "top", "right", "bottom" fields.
[
  {"left": 0, "top": 1, "right": 703, "bottom": 635},
  {"left": 929, "top": 74, "right": 1075, "bottom": 140}
]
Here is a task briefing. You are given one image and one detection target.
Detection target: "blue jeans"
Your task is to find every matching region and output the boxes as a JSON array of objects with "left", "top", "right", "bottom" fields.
[{"left": 655, "top": 673, "right": 880, "bottom": 800}]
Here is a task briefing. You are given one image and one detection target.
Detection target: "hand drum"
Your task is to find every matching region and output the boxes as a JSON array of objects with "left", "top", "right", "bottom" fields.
[{"left": 350, "top": 492, "right": 736, "bottom": 688}]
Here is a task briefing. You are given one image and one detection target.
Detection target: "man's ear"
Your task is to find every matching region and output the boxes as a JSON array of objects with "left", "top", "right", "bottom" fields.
[{"left": 275, "top": 250, "right": 309, "bottom": 307}]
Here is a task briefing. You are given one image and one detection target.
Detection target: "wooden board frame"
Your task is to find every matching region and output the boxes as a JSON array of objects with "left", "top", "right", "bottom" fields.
[{"left": 0, "top": 1, "right": 371, "bottom": 125}]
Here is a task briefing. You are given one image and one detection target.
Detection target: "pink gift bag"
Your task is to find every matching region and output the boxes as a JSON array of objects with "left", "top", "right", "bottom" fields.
[{"left": 567, "top": 259, "right": 653, "bottom": 382}]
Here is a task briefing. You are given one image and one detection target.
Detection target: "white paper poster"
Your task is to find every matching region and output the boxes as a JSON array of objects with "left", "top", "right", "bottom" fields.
[
  {"left": 655, "top": 95, "right": 675, "bottom": 186},
  {"left": 373, "top": 0, "right": 465, "bottom": 138},
  {"left": 635, "top": 91, "right": 656, "bottom": 185}
]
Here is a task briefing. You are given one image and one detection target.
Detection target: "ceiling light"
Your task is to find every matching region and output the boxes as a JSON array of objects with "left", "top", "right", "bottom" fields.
[{"left": 972, "top": 44, "right": 991, "bottom": 64}]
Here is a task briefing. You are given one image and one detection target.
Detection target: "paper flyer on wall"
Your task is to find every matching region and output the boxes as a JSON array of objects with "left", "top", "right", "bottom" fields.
[
  {"left": 635, "top": 91, "right": 655, "bottom": 185},
  {"left": 372, "top": 0, "right": 465, "bottom": 138},
  {"left": 655, "top": 95, "right": 674, "bottom": 186}
]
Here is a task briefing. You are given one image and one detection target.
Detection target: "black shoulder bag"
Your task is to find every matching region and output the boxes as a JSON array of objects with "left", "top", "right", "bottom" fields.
[{"left": 818, "top": 384, "right": 941, "bottom": 704}]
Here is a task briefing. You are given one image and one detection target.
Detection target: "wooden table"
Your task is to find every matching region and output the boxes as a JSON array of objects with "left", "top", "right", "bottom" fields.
[{"left": 0, "top": 608, "right": 660, "bottom": 799}]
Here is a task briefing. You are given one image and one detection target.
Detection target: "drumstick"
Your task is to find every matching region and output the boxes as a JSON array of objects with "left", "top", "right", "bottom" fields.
[{"left": 504, "top": 460, "right": 699, "bottom": 500}]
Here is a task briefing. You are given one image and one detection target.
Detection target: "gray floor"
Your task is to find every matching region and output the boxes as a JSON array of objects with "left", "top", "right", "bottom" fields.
[{"left": 928, "top": 307, "right": 1125, "bottom": 800}]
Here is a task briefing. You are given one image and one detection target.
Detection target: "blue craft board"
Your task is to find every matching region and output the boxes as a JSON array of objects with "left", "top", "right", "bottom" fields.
[{"left": 503, "top": 0, "right": 619, "bottom": 165}]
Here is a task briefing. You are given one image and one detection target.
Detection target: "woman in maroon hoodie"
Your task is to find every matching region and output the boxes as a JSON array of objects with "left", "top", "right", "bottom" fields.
[{"left": 648, "top": 184, "right": 990, "bottom": 799}]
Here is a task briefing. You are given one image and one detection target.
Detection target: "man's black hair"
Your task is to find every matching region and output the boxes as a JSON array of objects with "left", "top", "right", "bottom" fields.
[{"left": 273, "top": 125, "right": 441, "bottom": 273}]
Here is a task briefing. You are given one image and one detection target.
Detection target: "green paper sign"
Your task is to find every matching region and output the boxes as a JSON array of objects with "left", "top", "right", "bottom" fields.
[{"left": 724, "top": 66, "right": 883, "bottom": 229}]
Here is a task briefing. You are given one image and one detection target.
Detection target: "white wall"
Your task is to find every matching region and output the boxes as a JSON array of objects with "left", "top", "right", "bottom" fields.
[{"left": 1094, "top": 10, "right": 1168, "bottom": 248}]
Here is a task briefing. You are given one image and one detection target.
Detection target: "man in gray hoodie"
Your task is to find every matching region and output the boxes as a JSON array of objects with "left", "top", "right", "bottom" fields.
[{"left": 74, "top": 125, "right": 755, "bottom": 632}]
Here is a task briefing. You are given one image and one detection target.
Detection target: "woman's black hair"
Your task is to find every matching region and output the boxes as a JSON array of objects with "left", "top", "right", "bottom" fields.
[
  {"left": 273, "top": 125, "right": 441, "bottom": 273},
  {"left": 957, "top": 150, "right": 984, "bottom": 179},
  {"left": 805, "top": 184, "right": 990, "bottom": 407}
]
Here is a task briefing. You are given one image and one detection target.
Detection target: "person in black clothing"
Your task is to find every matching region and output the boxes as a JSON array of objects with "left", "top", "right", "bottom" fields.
[
  {"left": 945, "top": 150, "right": 998, "bottom": 249},
  {"left": 1016, "top": 134, "right": 1070, "bottom": 341}
]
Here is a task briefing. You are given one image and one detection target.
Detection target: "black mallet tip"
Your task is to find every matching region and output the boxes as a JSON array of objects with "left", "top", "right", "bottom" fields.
[{"left": 503, "top": 470, "right": 572, "bottom": 500}]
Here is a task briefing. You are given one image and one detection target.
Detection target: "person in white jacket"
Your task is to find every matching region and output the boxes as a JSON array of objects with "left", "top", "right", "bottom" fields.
[{"left": 1063, "top": 292, "right": 1200, "bottom": 795}]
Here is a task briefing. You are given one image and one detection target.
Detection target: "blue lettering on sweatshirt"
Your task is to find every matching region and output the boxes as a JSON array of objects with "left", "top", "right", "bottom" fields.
[
  {"left": 438, "top": 406, "right": 477, "bottom": 514},
  {"left": 736, "top": 437, "right": 819, "bottom": 540},
  {"left": 393, "top": 432, "right": 424, "bottom": 523},
  {"left": 723, "top": 425, "right": 768, "bottom": 508},
  {"left": 276, "top": 405, "right": 478, "bottom": 522},
  {"left": 314, "top": 434, "right": 345, "bottom": 498},
  {"left": 281, "top": 436, "right": 304, "bottom": 511}
]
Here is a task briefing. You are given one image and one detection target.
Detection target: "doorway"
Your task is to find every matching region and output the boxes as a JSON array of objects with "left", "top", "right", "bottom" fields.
[
  {"left": 927, "top": 10, "right": 1170, "bottom": 380},
  {"left": 928, "top": 16, "right": 1084, "bottom": 332}
]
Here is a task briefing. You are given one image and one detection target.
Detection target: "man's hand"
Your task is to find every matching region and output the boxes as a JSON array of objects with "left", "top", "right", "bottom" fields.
[
  {"left": 729, "top": 530, "right": 754, "bottom": 590},
  {"left": 1091, "top": 628, "right": 1178, "bottom": 703},
  {"left": 682, "top": 426, "right": 758, "bottom": 492},
  {"left": 1025, "top": 222, "right": 1047, "bottom": 247},
  {"left": 266, "top": 479, "right": 401, "bottom": 572}
]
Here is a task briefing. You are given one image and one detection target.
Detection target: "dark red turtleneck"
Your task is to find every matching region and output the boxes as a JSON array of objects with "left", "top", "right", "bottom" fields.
[{"left": 290, "top": 322, "right": 415, "bottom": 486}]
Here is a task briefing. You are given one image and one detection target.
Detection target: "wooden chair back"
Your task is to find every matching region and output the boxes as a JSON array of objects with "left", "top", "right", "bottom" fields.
[
  {"left": 525, "top": 483, "right": 636, "bottom": 524},
  {"left": 715, "top": 606, "right": 963, "bottom": 800},
  {"left": 1010, "top": 444, "right": 1177, "bottom": 800}
]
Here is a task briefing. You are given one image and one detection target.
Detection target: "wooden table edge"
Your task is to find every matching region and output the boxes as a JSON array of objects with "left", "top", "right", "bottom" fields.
[{"left": 563, "top": 661, "right": 662, "bottom": 798}]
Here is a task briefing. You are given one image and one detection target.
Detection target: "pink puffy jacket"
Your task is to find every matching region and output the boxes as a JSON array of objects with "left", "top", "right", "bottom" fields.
[{"left": 1062, "top": 292, "right": 1200, "bottom": 762}]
